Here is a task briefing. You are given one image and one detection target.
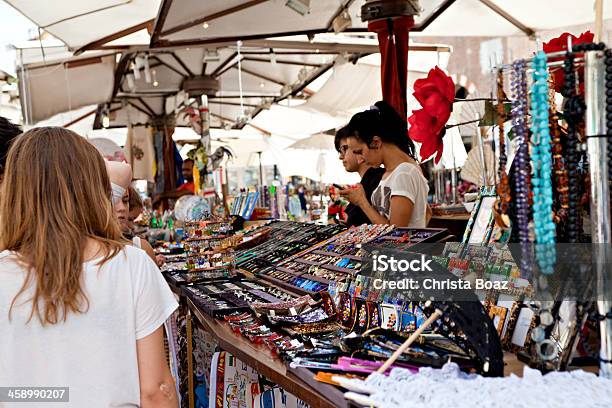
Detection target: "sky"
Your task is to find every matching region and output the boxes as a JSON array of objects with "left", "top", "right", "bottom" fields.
[{"left": 0, "top": 1, "right": 37, "bottom": 76}]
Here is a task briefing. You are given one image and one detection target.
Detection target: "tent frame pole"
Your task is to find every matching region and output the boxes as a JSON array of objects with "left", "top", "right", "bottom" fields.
[{"left": 584, "top": 50, "right": 612, "bottom": 379}]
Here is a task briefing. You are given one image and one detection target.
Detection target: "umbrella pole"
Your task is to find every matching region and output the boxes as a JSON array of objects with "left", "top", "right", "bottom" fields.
[{"left": 257, "top": 151, "right": 263, "bottom": 187}]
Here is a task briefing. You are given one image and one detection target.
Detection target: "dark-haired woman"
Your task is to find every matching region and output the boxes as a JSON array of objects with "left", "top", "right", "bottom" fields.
[{"left": 339, "top": 101, "right": 430, "bottom": 227}]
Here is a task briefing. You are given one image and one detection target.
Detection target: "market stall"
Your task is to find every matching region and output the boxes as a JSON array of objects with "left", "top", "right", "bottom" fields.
[{"left": 6, "top": 1, "right": 612, "bottom": 407}]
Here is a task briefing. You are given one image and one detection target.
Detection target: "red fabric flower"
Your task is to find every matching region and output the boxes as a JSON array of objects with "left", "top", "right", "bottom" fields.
[
  {"left": 408, "top": 109, "right": 444, "bottom": 163},
  {"left": 408, "top": 66, "right": 454, "bottom": 163},
  {"left": 543, "top": 31, "right": 594, "bottom": 93}
]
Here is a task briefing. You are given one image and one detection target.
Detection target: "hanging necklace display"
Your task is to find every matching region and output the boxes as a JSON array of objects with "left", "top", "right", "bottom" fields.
[
  {"left": 529, "top": 51, "right": 556, "bottom": 275},
  {"left": 527, "top": 42, "right": 600, "bottom": 366},
  {"left": 561, "top": 50, "right": 585, "bottom": 243},
  {"left": 493, "top": 70, "right": 512, "bottom": 229},
  {"left": 510, "top": 59, "right": 532, "bottom": 275}
]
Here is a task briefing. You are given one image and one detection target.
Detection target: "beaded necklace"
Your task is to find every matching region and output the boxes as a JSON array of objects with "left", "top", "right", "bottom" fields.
[
  {"left": 510, "top": 60, "right": 531, "bottom": 240},
  {"left": 549, "top": 79, "right": 569, "bottom": 227},
  {"left": 561, "top": 51, "right": 584, "bottom": 242},
  {"left": 510, "top": 59, "right": 532, "bottom": 275},
  {"left": 529, "top": 51, "right": 556, "bottom": 275},
  {"left": 494, "top": 70, "right": 512, "bottom": 228}
]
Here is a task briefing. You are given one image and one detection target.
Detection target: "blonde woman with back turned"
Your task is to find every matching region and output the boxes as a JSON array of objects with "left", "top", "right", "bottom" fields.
[{"left": 0, "top": 127, "right": 179, "bottom": 408}]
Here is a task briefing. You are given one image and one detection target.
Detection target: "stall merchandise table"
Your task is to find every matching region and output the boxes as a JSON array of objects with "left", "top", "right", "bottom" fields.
[{"left": 187, "top": 298, "right": 348, "bottom": 408}]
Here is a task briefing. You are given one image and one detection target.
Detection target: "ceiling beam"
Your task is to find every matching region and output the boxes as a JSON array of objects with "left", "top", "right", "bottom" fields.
[
  {"left": 233, "top": 66, "right": 286, "bottom": 86},
  {"left": 117, "top": 92, "right": 176, "bottom": 97},
  {"left": 239, "top": 62, "right": 335, "bottom": 129},
  {"left": 242, "top": 57, "right": 321, "bottom": 67},
  {"left": 243, "top": 39, "right": 452, "bottom": 54},
  {"left": 210, "top": 51, "right": 238, "bottom": 77},
  {"left": 246, "top": 123, "right": 272, "bottom": 136},
  {"left": 159, "top": 0, "right": 270, "bottom": 38},
  {"left": 411, "top": 0, "right": 457, "bottom": 32},
  {"left": 128, "top": 101, "right": 154, "bottom": 117},
  {"left": 64, "top": 56, "right": 103, "bottom": 69},
  {"left": 170, "top": 52, "right": 195, "bottom": 77},
  {"left": 215, "top": 60, "right": 239, "bottom": 78},
  {"left": 75, "top": 19, "right": 153, "bottom": 55},
  {"left": 153, "top": 28, "right": 366, "bottom": 49},
  {"left": 478, "top": 0, "right": 535, "bottom": 38},
  {"left": 210, "top": 94, "right": 282, "bottom": 99},
  {"left": 93, "top": 104, "right": 124, "bottom": 129},
  {"left": 62, "top": 108, "right": 97, "bottom": 127},
  {"left": 112, "top": 53, "right": 132, "bottom": 99},
  {"left": 210, "top": 101, "right": 259, "bottom": 108},
  {"left": 104, "top": 39, "right": 450, "bottom": 54},
  {"left": 240, "top": 51, "right": 340, "bottom": 55},
  {"left": 137, "top": 97, "right": 158, "bottom": 116},
  {"left": 325, "top": 0, "right": 356, "bottom": 32},
  {"left": 150, "top": 55, "right": 188, "bottom": 78},
  {"left": 209, "top": 111, "right": 234, "bottom": 123},
  {"left": 150, "top": 0, "right": 174, "bottom": 47}
]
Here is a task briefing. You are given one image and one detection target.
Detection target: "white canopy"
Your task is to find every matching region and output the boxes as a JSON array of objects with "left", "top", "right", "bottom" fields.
[
  {"left": 4, "top": 0, "right": 159, "bottom": 50},
  {"left": 151, "top": 0, "right": 612, "bottom": 48},
  {"left": 18, "top": 52, "right": 116, "bottom": 124},
  {"left": 5, "top": 0, "right": 611, "bottom": 61}
]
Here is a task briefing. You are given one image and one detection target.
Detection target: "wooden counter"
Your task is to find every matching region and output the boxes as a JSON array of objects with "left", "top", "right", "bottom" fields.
[{"left": 187, "top": 298, "right": 348, "bottom": 408}]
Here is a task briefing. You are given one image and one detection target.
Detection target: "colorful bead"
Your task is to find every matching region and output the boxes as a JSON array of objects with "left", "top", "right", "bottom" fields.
[{"left": 529, "top": 51, "right": 556, "bottom": 274}]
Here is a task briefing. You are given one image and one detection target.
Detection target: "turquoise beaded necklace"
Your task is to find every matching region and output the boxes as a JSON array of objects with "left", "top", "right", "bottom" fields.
[{"left": 529, "top": 51, "right": 556, "bottom": 274}]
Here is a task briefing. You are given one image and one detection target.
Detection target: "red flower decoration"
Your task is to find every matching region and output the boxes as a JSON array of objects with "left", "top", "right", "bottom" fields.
[
  {"left": 543, "top": 31, "right": 594, "bottom": 93},
  {"left": 408, "top": 66, "right": 454, "bottom": 163}
]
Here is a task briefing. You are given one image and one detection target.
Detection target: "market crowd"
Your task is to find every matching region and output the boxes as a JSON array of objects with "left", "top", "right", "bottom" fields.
[{"left": 0, "top": 100, "right": 427, "bottom": 407}]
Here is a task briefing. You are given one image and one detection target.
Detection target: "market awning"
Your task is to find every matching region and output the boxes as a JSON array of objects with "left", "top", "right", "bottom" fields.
[
  {"left": 18, "top": 52, "right": 116, "bottom": 124},
  {"left": 149, "top": 0, "right": 612, "bottom": 48},
  {"left": 97, "top": 38, "right": 449, "bottom": 130},
  {"left": 7, "top": 1, "right": 612, "bottom": 63},
  {"left": 3, "top": 0, "right": 159, "bottom": 50}
]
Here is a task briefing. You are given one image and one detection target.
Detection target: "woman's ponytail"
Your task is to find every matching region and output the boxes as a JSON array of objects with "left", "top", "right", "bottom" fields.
[{"left": 347, "top": 100, "right": 416, "bottom": 160}]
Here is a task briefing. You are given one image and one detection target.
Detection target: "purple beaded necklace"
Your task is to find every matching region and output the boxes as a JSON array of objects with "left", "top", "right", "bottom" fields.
[
  {"left": 511, "top": 60, "right": 531, "bottom": 239},
  {"left": 510, "top": 59, "right": 532, "bottom": 275}
]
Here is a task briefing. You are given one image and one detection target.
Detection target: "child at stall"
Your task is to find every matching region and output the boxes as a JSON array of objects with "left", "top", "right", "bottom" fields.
[{"left": 327, "top": 185, "right": 348, "bottom": 224}]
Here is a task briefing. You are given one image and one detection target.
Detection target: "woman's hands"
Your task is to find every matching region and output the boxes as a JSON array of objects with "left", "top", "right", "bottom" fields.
[{"left": 338, "top": 184, "right": 367, "bottom": 208}]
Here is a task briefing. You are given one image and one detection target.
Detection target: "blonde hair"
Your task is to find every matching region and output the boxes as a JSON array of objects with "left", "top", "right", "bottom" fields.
[{"left": 0, "top": 127, "right": 125, "bottom": 325}]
